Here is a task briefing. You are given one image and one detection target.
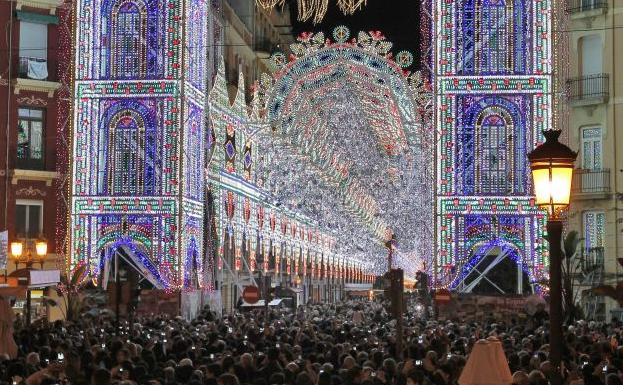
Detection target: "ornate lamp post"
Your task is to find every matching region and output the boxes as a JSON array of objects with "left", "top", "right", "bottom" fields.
[
  {"left": 9, "top": 239, "right": 48, "bottom": 325},
  {"left": 10, "top": 239, "right": 47, "bottom": 269},
  {"left": 528, "top": 130, "right": 577, "bottom": 385},
  {"left": 385, "top": 234, "right": 396, "bottom": 273}
]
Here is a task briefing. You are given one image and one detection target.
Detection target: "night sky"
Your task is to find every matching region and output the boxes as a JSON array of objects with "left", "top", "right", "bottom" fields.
[{"left": 290, "top": 0, "right": 421, "bottom": 70}]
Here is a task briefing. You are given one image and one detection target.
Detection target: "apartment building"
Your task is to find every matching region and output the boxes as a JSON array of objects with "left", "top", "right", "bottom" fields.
[
  {"left": 0, "top": 0, "right": 70, "bottom": 320},
  {"left": 223, "top": 0, "right": 294, "bottom": 101},
  {"left": 565, "top": 0, "right": 623, "bottom": 320}
]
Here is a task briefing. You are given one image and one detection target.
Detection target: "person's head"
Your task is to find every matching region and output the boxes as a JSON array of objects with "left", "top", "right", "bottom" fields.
[
  {"left": 26, "top": 352, "right": 40, "bottom": 366},
  {"left": 512, "top": 371, "right": 530, "bottom": 385},
  {"left": 269, "top": 373, "right": 286, "bottom": 385},
  {"left": 163, "top": 367, "right": 176, "bottom": 382},
  {"left": 345, "top": 366, "right": 363, "bottom": 384},
  {"left": 406, "top": 369, "right": 426, "bottom": 385},
  {"left": 295, "top": 372, "right": 313, "bottom": 385},
  {"left": 114, "top": 348, "right": 128, "bottom": 365},
  {"left": 382, "top": 358, "right": 397, "bottom": 375},
  {"left": 91, "top": 368, "right": 112, "bottom": 385},
  {"left": 342, "top": 356, "right": 356, "bottom": 369},
  {"left": 241, "top": 353, "right": 253, "bottom": 368},
  {"left": 528, "top": 370, "right": 547, "bottom": 385},
  {"left": 218, "top": 373, "right": 241, "bottom": 385}
]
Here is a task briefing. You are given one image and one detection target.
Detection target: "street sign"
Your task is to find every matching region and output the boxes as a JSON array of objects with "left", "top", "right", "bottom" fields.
[
  {"left": 435, "top": 289, "right": 452, "bottom": 304},
  {"left": 242, "top": 285, "right": 260, "bottom": 304}
]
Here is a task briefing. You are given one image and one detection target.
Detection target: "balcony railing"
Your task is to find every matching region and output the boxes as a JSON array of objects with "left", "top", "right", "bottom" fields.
[
  {"left": 572, "top": 168, "right": 610, "bottom": 194},
  {"left": 567, "top": 0, "right": 608, "bottom": 13},
  {"left": 567, "top": 73, "right": 609, "bottom": 103},
  {"left": 18, "top": 57, "right": 56, "bottom": 82},
  {"left": 16, "top": 156, "right": 45, "bottom": 170}
]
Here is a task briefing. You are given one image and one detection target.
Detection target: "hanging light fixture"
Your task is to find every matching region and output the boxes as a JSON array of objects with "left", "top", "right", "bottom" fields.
[{"left": 255, "top": 0, "right": 367, "bottom": 23}]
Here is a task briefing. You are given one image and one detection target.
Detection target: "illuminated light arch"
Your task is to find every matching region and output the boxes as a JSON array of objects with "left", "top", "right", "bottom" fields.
[
  {"left": 254, "top": 28, "right": 434, "bottom": 276},
  {"left": 94, "top": 236, "right": 168, "bottom": 289},
  {"left": 450, "top": 239, "right": 534, "bottom": 293}
]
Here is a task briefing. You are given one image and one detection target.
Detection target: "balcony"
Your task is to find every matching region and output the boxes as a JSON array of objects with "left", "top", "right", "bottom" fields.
[
  {"left": 13, "top": 57, "right": 60, "bottom": 97},
  {"left": 566, "top": 0, "right": 607, "bottom": 16},
  {"left": 572, "top": 169, "right": 611, "bottom": 199},
  {"left": 15, "top": 156, "right": 45, "bottom": 171},
  {"left": 566, "top": 73, "right": 609, "bottom": 106}
]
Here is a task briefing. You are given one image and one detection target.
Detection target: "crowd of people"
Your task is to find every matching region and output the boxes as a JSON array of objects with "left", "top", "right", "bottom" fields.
[{"left": 1, "top": 295, "right": 623, "bottom": 385}]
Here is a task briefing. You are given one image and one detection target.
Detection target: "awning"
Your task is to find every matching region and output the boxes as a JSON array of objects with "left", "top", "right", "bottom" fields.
[
  {"left": 16, "top": 11, "right": 59, "bottom": 25},
  {"left": 29, "top": 270, "right": 60, "bottom": 287},
  {"left": 240, "top": 299, "right": 283, "bottom": 307}
]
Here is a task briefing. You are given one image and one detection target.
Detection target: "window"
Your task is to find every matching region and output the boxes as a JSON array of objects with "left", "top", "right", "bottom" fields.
[
  {"left": 19, "top": 21, "right": 48, "bottom": 80},
  {"left": 478, "top": 0, "right": 512, "bottom": 74},
  {"left": 111, "top": 0, "right": 147, "bottom": 78},
  {"left": 19, "top": 21, "right": 47, "bottom": 60},
  {"left": 580, "top": 34, "right": 602, "bottom": 76},
  {"left": 17, "top": 108, "right": 45, "bottom": 169},
  {"left": 581, "top": 127, "right": 602, "bottom": 170},
  {"left": 584, "top": 211, "right": 605, "bottom": 249},
  {"left": 475, "top": 108, "right": 514, "bottom": 194},
  {"left": 15, "top": 200, "right": 43, "bottom": 238},
  {"left": 107, "top": 110, "right": 146, "bottom": 195}
]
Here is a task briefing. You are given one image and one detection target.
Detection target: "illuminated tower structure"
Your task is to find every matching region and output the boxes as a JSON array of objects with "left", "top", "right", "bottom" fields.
[
  {"left": 434, "top": 0, "right": 554, "bottom": 292},
  {"left": 69, "top": 0, "right": 215, "bottom": 289}
]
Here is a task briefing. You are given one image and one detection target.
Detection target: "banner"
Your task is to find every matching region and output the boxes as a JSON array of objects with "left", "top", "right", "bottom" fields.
[
  {"left": 438, "top": 293, "right": 532, "bottom": 322},
  {"left": 0, "top": 231, "right": 7, "bottom": 270}
]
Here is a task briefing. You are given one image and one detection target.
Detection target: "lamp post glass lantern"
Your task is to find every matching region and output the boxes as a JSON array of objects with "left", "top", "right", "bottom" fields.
[
  {"left": 528, "top": 129, "right": 577, "bottom": 385},
  {"left": 10, "top": 242, "right": 23, "bottom": 260},
  {"left": 528, "top": 130, "right": 577, "bottom": 220}
]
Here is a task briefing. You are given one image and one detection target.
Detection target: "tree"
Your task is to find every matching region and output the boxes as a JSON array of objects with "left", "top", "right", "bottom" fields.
[
  {"left": 560, "top": 230, "right": 584, "bottom": 322},
  {"left": 54, "top": 263, "right": 89, "bottom": 321}
]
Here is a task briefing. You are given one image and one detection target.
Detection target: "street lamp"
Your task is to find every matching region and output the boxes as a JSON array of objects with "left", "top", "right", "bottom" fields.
[
  {"left": 9, "top": 239, "right": 48, "bottom": 326},
  {"left": 384, "top": 234, "right": 396, "bottom": 273},
  {"left": 10, "top": 241, "right": 23, "bottom": 263},
  {"left": 528, "top": 129, "right": 577, "bottom": 385}
]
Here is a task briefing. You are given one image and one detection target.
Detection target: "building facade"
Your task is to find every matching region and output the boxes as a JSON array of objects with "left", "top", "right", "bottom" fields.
[
  {"left": 0, "top": 0, "right": 68, "bottom": 272},
  {"left": 564, "top": 0, "right": 623, "bottom": 320},
  {"left": 69, "top": 0, "right": 216, "bottom": 292},
  {"left": 0, "top": 0, "right": 75, "bottom": 322},
  {"left": 433, "top": 0, "right": 554, "bottom": 293},
  {"left": 223, "top": 0, "right": 293, "bottom": 101}
]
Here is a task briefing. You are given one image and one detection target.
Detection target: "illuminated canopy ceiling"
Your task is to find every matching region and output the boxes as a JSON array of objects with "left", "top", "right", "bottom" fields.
[{"left": 255, "top": 28, "right": 433, "bottom": 275}]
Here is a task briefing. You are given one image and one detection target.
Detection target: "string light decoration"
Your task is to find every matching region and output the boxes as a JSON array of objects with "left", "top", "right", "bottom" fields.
[
  {"left": 239, "top": 27, "right": 433, "bottom": 277},
  {"left": 433, "top": 0, "right": 553, "bottom": 289},
  {"left": 69, "top": 0, "right": 215, "bottom": 290},
  {"left": 55, "top": 0, "right": 75, "bottom": 272},
  {"left": 256, "top": 0, "right": 367, "bottom": 24}
]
